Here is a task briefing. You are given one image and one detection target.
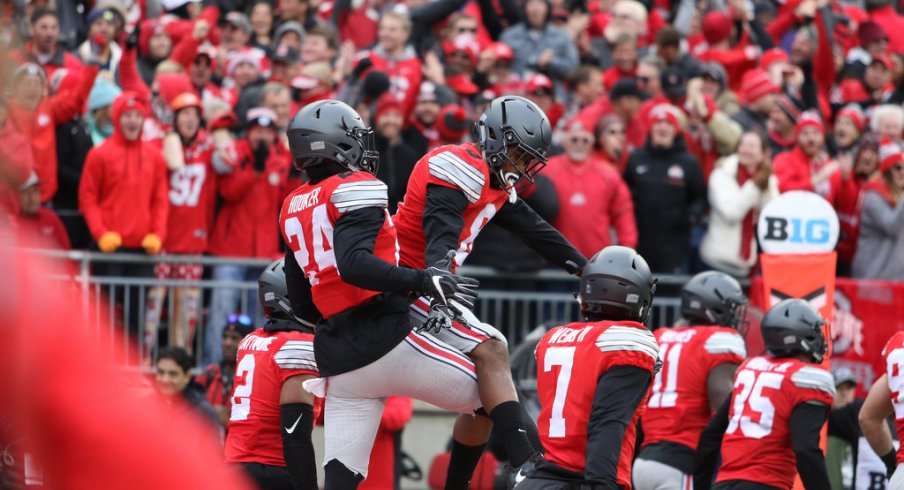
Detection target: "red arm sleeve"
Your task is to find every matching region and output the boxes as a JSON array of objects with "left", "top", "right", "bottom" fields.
[
  {"left": 767, "top": 0, "right": 803, "bottom": 42},
  {"left": 813, "top": 8, "right": 837, "bottom": 100},
  {"left": 610, "top": 176, "right": 638, "bottom": 249},
  {"left": 773, "top": 153, "right": 813, "bottom": 193},
  {"left": 78, "top": 148, "right": 109, "bottom": 239},
  {"left": 119, "top": 47, "right": 152, "bottom": 101},
  {"left": 150, "top": 152, "right": 170, "bottom": 240},
  {"left": 49, "top": 64, "right": 99, "bottom": 124},
  {"left": 171, "top": 32, "right": 202, "bottom": 71},
  {"left": 218, "top": 159, "right": 257, "bottom": 202},
  {"left": 379, "top": 397, "right": 413, "bottom": 432}
]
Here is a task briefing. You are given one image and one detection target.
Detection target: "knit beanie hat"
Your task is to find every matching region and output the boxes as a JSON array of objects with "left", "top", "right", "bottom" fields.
[
  {"left": 879, "top": 137, "right": 904, "bottom": 173},
  {"left": 88, "top": 77, "right": 123, "bottom": 112}
]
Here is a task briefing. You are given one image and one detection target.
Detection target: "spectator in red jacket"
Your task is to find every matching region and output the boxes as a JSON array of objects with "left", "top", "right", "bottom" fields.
[
  {"left": 78, "top": 91, "right": 169, "bottom": 334},
  {"left": 359, "top": 397, "right": 414, "bottom": 490},
  {"left": 6, "top": 62, "right": 99, "bottom": 203},
  {"left": 203, "top": 107, "right": 291, "bottom": 365},
  {"left": 0, "top": 99, "right": 33, "bottom": 221},
  {"left": 768, "top": 94, "right": 800, "bottom": 155},
  {"left": 546, "top": 119, "right": 637, "bottom": 258},
  {"left": 10, "top": 8, "right": 84, "bottom": 84},
  {"left": 603, "top": 34, "right": 638, "bottom": 90},
  {"left": 773, "top": 111, "right": 838, "bottom": 200},
  {"left": 358, "top": 11, "right": 423, "bottom": 120},
  {"left": 695, "top": 11, "right": 759, "bottom": 93},
  {"left": 16, "top": 171, "right": 71, "bottom": 250}
]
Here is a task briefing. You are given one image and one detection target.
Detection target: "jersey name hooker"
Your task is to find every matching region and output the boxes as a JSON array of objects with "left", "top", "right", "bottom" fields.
[
  {"left": 394, "top": 142, "right": 510, "bottom": 270},
  {"left": 535, "top": 321, "right": 659, "bottom": 488},
  {"left": 280, "top": 171, "right": 399, "bottom": 318},
  {"left": 642, "top": 326, "right": 746, "bottom": 451},
  {"left": 717, "top": 356, "right": 835, "bottom": 489},
  {"left": 225, "top": 329, "right": 317, "bottom": 466}
]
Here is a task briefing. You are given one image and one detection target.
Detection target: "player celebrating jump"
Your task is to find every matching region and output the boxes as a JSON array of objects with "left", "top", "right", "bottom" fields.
[
  {"left": 279, "top": 100, "right": 484, "bottom": 489},
  {"left": 517, "top": 246, "right": 660, "bottom": 489},
  {"left": 224, "top": 260, "right": 320, "bottom": 490},
  {"left": 393, "top": 95, "right": 587, "bottom": 488},
  {"left": 634, "top": 271, "right": 748, "bottom": 490},
  {"left": 694, "top": 299, "right": 835, "bottom": 490},
  {"left": 859, "top": 331, "right": 904, "bottom": 486}
]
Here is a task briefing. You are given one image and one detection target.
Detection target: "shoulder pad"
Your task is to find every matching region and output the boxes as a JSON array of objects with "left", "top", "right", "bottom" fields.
[
  {"left": 704, "top": 331, "right": 747, "bottom": 357},
  {"left": 428, "top": 150, "right": 486, "bottom": 203},
  {"left": 330, "top": 179, "right": 388, "bottom": 213},
  {"left": 595, "top": 325, "right": 659, "bottom": 363},
  {"left": 791, "top": 366, "right": 836, "bottom": 396},
  {"left": 274, "top": 339, "right": 317, "bottom": 371}
]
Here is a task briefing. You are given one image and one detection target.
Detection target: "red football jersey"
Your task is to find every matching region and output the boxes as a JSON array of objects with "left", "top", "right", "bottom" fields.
[
  {"left": 224, "top": 329, "right": 318, "bottom": 466},
  {"left": 717, "top": 356, "right": 835, "bottom": 489},
  {"left": 394, "top": 143, "right": 510, "bottom": 270},
  {"left": 279, "top": 171, "right": 400, "bottom": 318},
  {"left": 164, "top": 132, "right": 217, "bottom": 254},
  {"left": 881, "top": 331, "right": 904, "bottom": 464},
  {"left": 535, "top": 321, "right": 659, "bottom": 488},
  {"left": 642, "top": 326, "right": 746, "bottom": 451}
]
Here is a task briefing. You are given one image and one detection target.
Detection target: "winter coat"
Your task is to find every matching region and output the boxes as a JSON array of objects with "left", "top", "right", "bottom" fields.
[
  {"left": 78, "top": 94, "right": 169, "bottom": 248},
  {"left": 207, "top": 139, "right": 292, "bottom": 258},
  {"left": 7, "top": 64, "right": 98, "bottom": 203},
  {"left": 500, "top": 23, "right": 579, "bottom": 92},
  {"left": 852, "top": 185, "right": 904, "bottom": 280},
  {"left": 731, "top": 107, "right": 769, "bottom": 135},
  {"left": 773, "top": 146, "right": 836, "bottom": 202},
  {"left": 544, "top": 154, "right": 637, "bottom": 258},
  {"left": 700, "top": 155, "right": 779, "bottom": 277},
  {"left": 0, "top": 122, "right": 34, "bottom": 218},
  {"left": 623, "top": 135, "right": 707, "bottom": 273}
]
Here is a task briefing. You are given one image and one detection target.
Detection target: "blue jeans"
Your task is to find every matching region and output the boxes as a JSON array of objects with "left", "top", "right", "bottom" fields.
[{"left": 202, "top": 264, "right": 264, "bottom": 366}]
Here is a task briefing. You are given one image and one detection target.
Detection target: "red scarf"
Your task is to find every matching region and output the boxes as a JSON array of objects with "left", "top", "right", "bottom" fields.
[{"left": 737, "top": 164, "right": 755, "bottom": 261}]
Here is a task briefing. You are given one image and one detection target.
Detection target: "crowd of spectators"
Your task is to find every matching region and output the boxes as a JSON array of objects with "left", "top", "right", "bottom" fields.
[{"left": 2, "top": 0, "right": 904, "bottom": 358}]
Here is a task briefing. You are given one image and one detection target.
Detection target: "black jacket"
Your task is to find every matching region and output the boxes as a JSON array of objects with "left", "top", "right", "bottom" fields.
[
  {"left": 623, "top": 135, "right": 706, "bottom": 273},
  {"left": 374, "top": 134, "right": 424, "bottom": 213}
]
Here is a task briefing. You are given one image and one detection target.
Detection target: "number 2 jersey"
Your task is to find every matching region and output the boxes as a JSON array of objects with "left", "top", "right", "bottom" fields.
[
  {"left": 393, "top": 142, "right": 510, "bottom": 270},
  {"left": 535, "top": 321, "right": 660, "bottom": 488},
  {"left": 639, "top": 326, "right": 746, "bottom": 471},
  {"left": 224, "top": 328, "right": 318, "bottom": 466},
  {"left": 881, "top": 331, "right": 904, "bottom": 465},
  {"left": 716, "top": 356, "right": 835, "bottom": 489}
]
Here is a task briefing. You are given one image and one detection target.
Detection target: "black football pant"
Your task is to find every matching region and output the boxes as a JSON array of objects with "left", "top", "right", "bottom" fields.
[{"left": 241, "top": 462, "right": 295, "bottom": 490}]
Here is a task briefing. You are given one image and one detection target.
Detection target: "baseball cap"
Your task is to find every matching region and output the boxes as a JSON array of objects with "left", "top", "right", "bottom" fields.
[
  {"left": 525, "top": 73, "right": 555, "bottom": 95},
  {"left": 609, "top": 77, "right": 646, "bottom": 101},
  {"left": 225, "top": 12, "right": 252, "bottom": 34},
  {"left": 660, "top": 67, "right": 687, "bottom": 99},
  {"left": 832, "top": 366, "right": 856, "bottom": 388}
]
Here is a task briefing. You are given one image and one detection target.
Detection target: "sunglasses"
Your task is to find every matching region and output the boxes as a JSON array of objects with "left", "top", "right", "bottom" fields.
[
  {"left": 228, "top": 313, "right": 252, "bottom": 326},
  {"left": 637, "top": 76, "right": 651, "bottom": 83},
  {"left": 570, "top": 136, "right": 592, "bottom": 144}
]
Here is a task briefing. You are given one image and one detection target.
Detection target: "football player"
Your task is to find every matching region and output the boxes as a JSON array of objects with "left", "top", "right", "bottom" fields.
[
  {"left": 393, "top": 95, "right": 587, "bottom": 487},
  {"left": 279, "top": 100, "right": 484, "bottom": 489},
  {"left": 634, "top": 271, "right": 748, "bottom": 490},
  {"left": 858, "top": 331, "right": 904, "bottom": 486},
  {"left": 224, "top": 259, "right": 320, "bottom": 490},
  {"left": 694, "top": 299, "right": 835, "bottom": 490},
  {"left": 517, "top": 246, "right": 660, "bottom": 489}
]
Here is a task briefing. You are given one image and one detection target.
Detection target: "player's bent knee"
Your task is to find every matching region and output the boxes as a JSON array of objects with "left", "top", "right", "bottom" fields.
[{"left": 471, "top": 338, "right": 511, "bottom": 365}]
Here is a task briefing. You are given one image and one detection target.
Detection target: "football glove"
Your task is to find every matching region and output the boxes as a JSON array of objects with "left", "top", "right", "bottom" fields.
[
  {"left": 421, "top": 250, "right": 479, "bottom": 311},
  {"left": 420, "top": 298, "right": 455, "bottom": 334}
]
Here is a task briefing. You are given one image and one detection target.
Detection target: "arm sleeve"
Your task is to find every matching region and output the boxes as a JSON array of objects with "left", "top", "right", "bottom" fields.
[
  {"left": 584, "top": 365, "right": 652, "bottom": 484},
  {"left": 333, "top": 207, "right": 427, "bottom": 292},
  {"left": 492, "top": 198, "right": 588, "bottom": 270},
  {"left": 217, "top": 152, "right": 257, "bottom": 202},
  {"left": 284, "top": 247, "right": 323, "bottom": 329},
  {"left": 150, "top": 154, "right": 169, "bottom": 240},
  {"left": 694, "top": 397, "right": 731, "bottom": 490},
  {"left": 522, "top": 175, "right": 560, "bottom": 222},
  {"left": 790, "top": 402, "right": 832, "bottom": 490},
  {"left": 812, "top": 7, "right": 836, "bottom": 101},
  {"left": 49, "top": 64, "right": 99, "bottom": 123},
  {"left": 170, "top": 31, "right": 202, "bottom": 70},
  {"left": 423, "top": 184, "right": 469, "bottom": 267},
  {"left": 546, "top": 35, "right": 580, "bottom": 80},
  {"left": 280, "top": 402, "right": 318, "bottom": 490},
  {"left": 410, "top": 0, "right": 468, "bottom": 31},
  {"left": 747, "top": 19, "right": 775, "bottom": 50},
  {"left": 828, "top": 398, "right": 863, "bottom": 445},
  {"left": 117, "top": 46, "right": 152, "bottom": 101}
]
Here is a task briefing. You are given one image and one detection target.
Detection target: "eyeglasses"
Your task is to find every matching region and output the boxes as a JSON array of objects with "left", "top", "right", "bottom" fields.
[
  {"left": 228, "top": 313, "right": 252, "bottom": 326},
  {"left": 570, "top": 136, "right": 592, "bottom": 144},
  {"left": 457, "top": 26, "right": 477, "bottom": 34}
]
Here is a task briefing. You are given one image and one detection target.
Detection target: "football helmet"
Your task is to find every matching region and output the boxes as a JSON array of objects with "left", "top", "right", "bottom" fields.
[
  {"left": 761, "top": 299, "right": 827, "bottom": 363},
  {"left": 680, "top": 271, "right": 748, "bottom": 329},
  {"left": 286, "top": 99, "right": 379, "bottom": 174},
  {"left": 579, "top": 246, "right": 656, "bottom": 324},
  {"left": 476, "top": 95, "right": 552, "bottom": 190}
]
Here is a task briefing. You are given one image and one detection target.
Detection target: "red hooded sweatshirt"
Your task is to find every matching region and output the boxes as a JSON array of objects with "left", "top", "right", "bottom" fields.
[
  {"left": 207, "top": 138, "right": 292, "bottom": 258},
  {"left": 7, "top": 64, "right": 98, "bottom": 203},
  {"left": 78, "top": 92, "right": 169, "bottom": 248},
  {"left": 773, "top": 146, "right": 837, "bottom": 202}
]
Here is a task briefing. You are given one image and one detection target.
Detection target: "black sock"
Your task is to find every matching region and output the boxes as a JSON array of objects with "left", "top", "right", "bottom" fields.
[
  {"left": 490, "top": 401, "right": 536, "bottom": 467},
  {"left": 324, "top": 459, "right": 363, "bottom": 490},
  {"left": 445, "top": 440, "right": 486, "bottom": 490}
]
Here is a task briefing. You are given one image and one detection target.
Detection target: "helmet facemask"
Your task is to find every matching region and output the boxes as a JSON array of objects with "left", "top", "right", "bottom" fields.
[{"left": 482, "top": 125, "right": 548, "bottom": 199}]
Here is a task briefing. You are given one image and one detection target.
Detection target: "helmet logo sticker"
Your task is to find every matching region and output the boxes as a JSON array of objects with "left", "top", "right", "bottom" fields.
[
  {"left": 626, "top": 293, "right": 639, "bottom": 304},
  {"left": 311, "top": 141, "right": 325, "bottom": 150},
  {"left": 783, "top": 335, "right": 796, "bottom": 344},
  {"left": 265, "top": 292, "right": 275, "bottom": 301}
]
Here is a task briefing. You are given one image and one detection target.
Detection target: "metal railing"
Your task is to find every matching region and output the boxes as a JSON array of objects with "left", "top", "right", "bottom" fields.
[{"left": 28, "top": 249, "right": 708, "bottom": 366}]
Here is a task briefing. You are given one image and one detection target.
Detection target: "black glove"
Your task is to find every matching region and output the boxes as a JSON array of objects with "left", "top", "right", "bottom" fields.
[
  {"left": 125, "top": 23, "right": 140, "bottom": 50},
  {"left": 421, "top": 250, "right": 479, "bottom": 310},
  {"left": 350, "top": 57, "right": 374, "bottom": 81},
  {"left": 253, "top": 141, "right": 269, "bottom": 172},
  {"left": 420, "top": 299, "right": 455, "bottom": 334}
]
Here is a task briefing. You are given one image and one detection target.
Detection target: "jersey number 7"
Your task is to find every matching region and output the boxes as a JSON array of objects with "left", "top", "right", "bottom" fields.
[{"left": 544, "top": 346, "right": 576, "bottom": 438}]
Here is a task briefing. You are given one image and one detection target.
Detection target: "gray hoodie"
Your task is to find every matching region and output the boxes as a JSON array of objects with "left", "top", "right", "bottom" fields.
[{"left": 852, "top": 190, "right": 904, "bottom": 280}]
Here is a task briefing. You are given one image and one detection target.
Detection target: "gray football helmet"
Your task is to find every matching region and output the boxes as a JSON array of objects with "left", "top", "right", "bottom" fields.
[
  {"left": 476, "top": 95, "right": 552, "bottom": 190},
  {"left": 286, "top": 99, "right": 379, "bottom": 174}
]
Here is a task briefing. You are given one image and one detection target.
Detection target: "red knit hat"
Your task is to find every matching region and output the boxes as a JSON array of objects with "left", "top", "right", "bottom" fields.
[
  {"left": 490, "top": 41, "right": 514, "bottom": 61},
  {"left": 436, "top": 104, "right": 469, "bottom": 142},
  {"left": 525, "top": 73, "right": 555, "bottom": 95},
  {"left": 702, "top": 11, "right": 732, "bottom": 45},
  {"left": 836, "top": 104, "right": 865, "bottom": 132},
  {"left": 442, "top": 34, "right": 480, "bottom": 67},
  {"left": 795, "top": 110, "right": 825, "bottom": 135},
  {"left": 649, "top": 103, "right": 682, "bottom": 131},
  {"left": 759, "top": 48, "right": 789, "bottom": 70},
  {"left": 374, "top": 93, "right": 403, "bottom": 123},
  {"left": 879, "top": 137, "right": 904, "bottom": 173},
  {"left": 740, "top": 69, "right": 779, "bottom": 103}
]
